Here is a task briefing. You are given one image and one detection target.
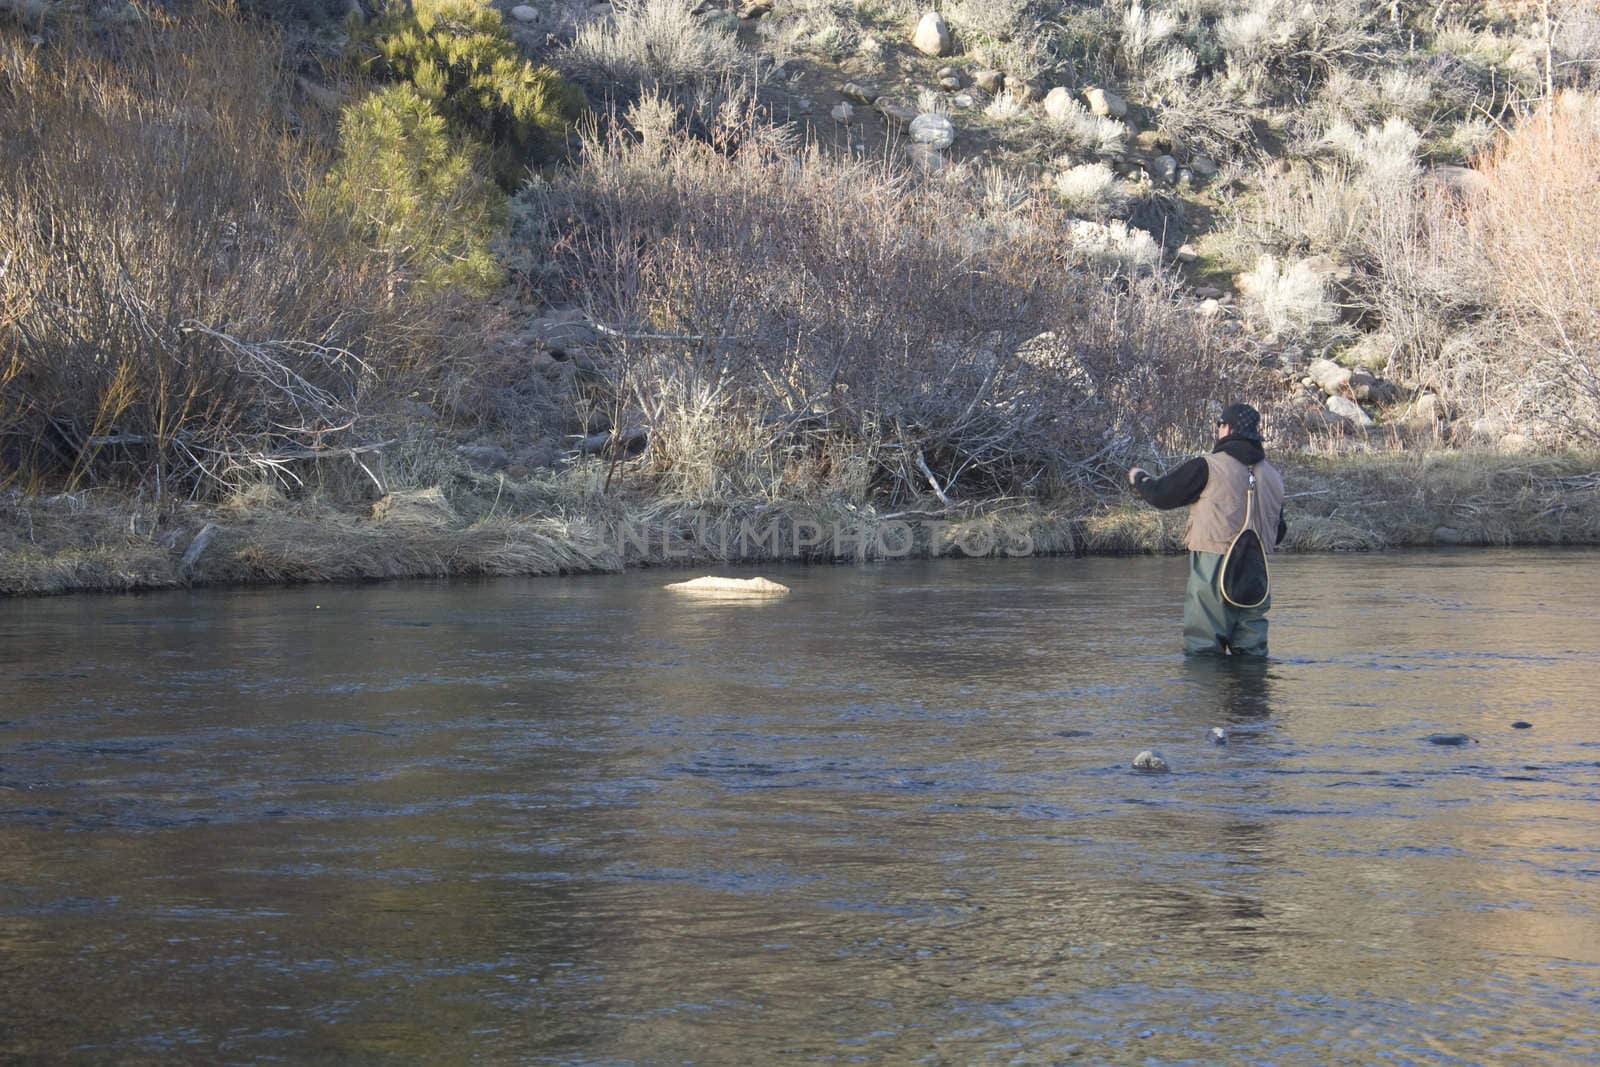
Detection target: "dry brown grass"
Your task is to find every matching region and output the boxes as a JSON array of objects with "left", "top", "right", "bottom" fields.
[
  {"left": 0, "top": 8, "right": 461, "bottom": 499},
  {"left": 512, "top": 94, "right": 1264, "bottom": 509}
]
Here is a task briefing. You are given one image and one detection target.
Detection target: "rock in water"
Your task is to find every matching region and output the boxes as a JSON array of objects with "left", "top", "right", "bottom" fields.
[
  {"left": 1132, "top": 750, "right": 1170, "bottom": 773},
  {"left": 665, "top": 576, "right": 791, "bottom": 597},
  {"left": 1208, "top": 727, "right": 1229, "bottom": 744},
  {"left": 1425, "top": 733, "right": 1476, "bottom": 746},
  {"left": 1511, "top": 721, "right": 1533, "bottom": 729}
]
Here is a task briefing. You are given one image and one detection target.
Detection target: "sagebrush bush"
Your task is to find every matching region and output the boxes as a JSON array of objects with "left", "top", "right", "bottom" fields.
[
  {"left": 323, "top": 83, "right": 505, "bottom": 295},
  {"left": 565, "top": 0, "right": 744, "bottom": 96},
  {"left": 364, "top": 0, "right": 582, "bottom": 182},
  {"left": 1237, "top": 254, "right": 1339, "bottom": 336},
  {"left": 1055, "top": 162, "right": 1124, "bottom": 217}
]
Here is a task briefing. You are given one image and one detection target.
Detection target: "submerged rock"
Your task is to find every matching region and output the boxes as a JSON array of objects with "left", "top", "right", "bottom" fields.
[
  {"left": 1132, "top": 750, "right": 1170, "bottom": 773},
  {"left": 1208, "top": 727, "right": 1229, "bottom": 744},
  {"left": 1425, "top": 733, "right": 1477, "bottom": 746},
  {"left": 1511, "top": 721, "right": 1533, "bottom": 729}
]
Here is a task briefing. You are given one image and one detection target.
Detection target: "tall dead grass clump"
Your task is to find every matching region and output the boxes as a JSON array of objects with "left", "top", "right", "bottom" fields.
[
  {"left": 510, "top": 95, "right": 1264, "bottom": 505},
  {"left": 0, "top": 10, "right": 461, "bottom": 498},
  {"left": 1464, "top": 100, "right": 1600, "bottom": 438}
]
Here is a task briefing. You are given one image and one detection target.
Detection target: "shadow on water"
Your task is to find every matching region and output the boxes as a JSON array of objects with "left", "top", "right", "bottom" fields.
[{"left": 2, "top": 550, "right": 1599, "bottom": 1063}]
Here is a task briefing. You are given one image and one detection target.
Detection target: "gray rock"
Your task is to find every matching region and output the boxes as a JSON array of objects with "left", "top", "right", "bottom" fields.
[
  {"left": 1411, "top": 393, "right": 1444, "bottom": 423},
  {"left": 1009, "top": 80, "right": 1042, "bottom": 103},
  {"left": 1132, "top": 750, "right": 1170, "bottom": 773},
  {"left": 952, "top": 92, "right": 977, "bottom": 109},
  {"left": 510, "top": 4, "right": 538, "bottom": 21},
  {"left": 913, "top": 11, "right": 952, "bottom": 56},
  {"left": 909, "top": 112, "right": 956, "bottom": 148},
  {"left": 1190, "top": 154, "right": 1218, "bottom": 178},
  {"left": 875, "top": 97, "right": 918, "bottom": 127},
  {"left": 1152, "top": 154, "right": 1178, "bottom": 183},
  {"left": 1425, "top": 733, "right": 1477, "bottom": 746},
  {"left": 841, "top": 82, "right": 879, "bottom": 105},
  {"left": 1433, "top": 525, "right": 1462, "bottom": 545},
  {"left": 178, "top": 522, "right": 220, "bottom": 579},
  {"left": 905, "top": 142, "right": 947, "bottom": 173},
  {"left": 1175, "top": 243, "right": 1199, "bottom": 264},
  {"left": 973, "top": 69, "right": 1005, "bottom": 94},
  {"left": 1042, "top": 85, "right": 1076, "bottom": 121},
  {"left": 1308, "top": 357, "right": 1352, "bottom": 396},
  {"left": 1208, "top": 727, "right": 1229, "bottom": 744},
  {"left": 831, "top": 101, "right": 855, "bottom": 124},
  {"left": 1325, "top": 395, "right": 1374, "bottom": 428},
  {"left": 1084, "top": 86, "right": 1127, "bottom": 118}
]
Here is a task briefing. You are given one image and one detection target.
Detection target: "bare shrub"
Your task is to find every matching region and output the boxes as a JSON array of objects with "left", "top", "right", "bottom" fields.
[
  {"left": 1465, "top": 101, "right": 1600, "bottom": 436},
  {"left": 508, "top": 100, "right": 1258, "bottom": 502},
  {"left": 0, "top": 14, "right": 456, "bottom": 497}
]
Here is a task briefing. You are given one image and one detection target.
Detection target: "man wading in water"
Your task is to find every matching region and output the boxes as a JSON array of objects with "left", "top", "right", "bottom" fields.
[{"left": 1127, "top": 403, "right": 1287, "bottom": 656}]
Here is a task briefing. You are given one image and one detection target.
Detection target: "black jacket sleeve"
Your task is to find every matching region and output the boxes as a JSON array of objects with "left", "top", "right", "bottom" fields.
[{"left": 1131, "top": 456, "right": 1209, "bottom": 510}]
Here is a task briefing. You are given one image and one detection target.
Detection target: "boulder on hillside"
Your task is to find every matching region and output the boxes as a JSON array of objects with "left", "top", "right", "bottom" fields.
[
  {"left": 912, "top": 11, "right": 951, "bottom": 56},
  {"left": 909, "top": 112, "right": 956, "bottom": 148},
  {"left": 1084, "top": 86, "right": 1127, "bottom": 118}
]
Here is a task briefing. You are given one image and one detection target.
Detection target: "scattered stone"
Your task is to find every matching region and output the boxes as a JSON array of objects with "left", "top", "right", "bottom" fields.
[
  {"left": 737, "top": 0, "right": 771, "bottom": 18},
  {"left": 1411, "top": 393, "right": 1444, "bottom": 423},
  {"left": 1511, "top": 721, "right": 1533, "bottom": 729},
  {"left": 1348, "top": 370, "right": 1400, "bottom": 404},
  {"left": 1175, "top": 243, "right": 1199, "bottom": 264},
  {"left": 831, "top": 101, "right": 854, "bottom": 123},
  {"left": 973, "top": 69, "right": 1005, "bottom": 94},
  {"left": 1152, "top": 154, "right": 1178, "bottom": 183},
  {"left": 1425, "top": 733, "right": 1477, "bottom": 746},
  {"left": 1132, "top": 130, "right": 1169, "bottom": 153},
  {"left": 1325, "top": 395, "right": 1374, "bottom": 428},
  {"left": 875, "top": 97, "right": 918, "bottom": 127},
  {"left": 1308, "top": 357, "right": 1352, "bottom": 396},
  {"left": 510, "top": 4, "right": 538, "bottom": 21},
  {"left": 1209, "top": 727, "right": 1229, "bottom": 744},
  {"left": 912, "top": 11, "right": 952, "bottom": 56},
  {"left": 1428, "top": 164, "right": 1491, "bottom": 197},
  {"left": 1193, "top": 285, "right": 1226, "bottom": 300},
  {"left": 909, "top": 112, "right": 956, "bottom": 148},
  {"left": 178, "top": 522, "right": 220, "bottom": 579},
  {"left": 1190, "top": 154, "right": 1218, "bottom": 178},
  {"left": 1132, "top": 750, "right": 1170, "bottom": 773},
  {"left": 665, "top": 575, "right": 791, "bottom": 597},
  {"left": 1176, "top": 166, "right": 1194, "bottom": 187},
  {"left": 1042, "top": 85, "right": 1076, "bottom": 121},
  {"left": 952, "top": 92, "right": 977, "bottom": 109},
  {"left": 1433, "top": 525, "right": 1462, "bottom": 545},
  {"left": 1084, "top": 85, "right": 1127, "bottom": 118},
  {"left": 841, "top": 82, "right": 879, "bottom": 105},
  {"left": 1197, "top": 298, "right": 1223, "bottom": 317},
  {"left": 905, "top": 142, "right": 947, "bottom": 173}
]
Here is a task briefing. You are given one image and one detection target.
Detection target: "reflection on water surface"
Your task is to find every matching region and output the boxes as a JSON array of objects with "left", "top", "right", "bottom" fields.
[{"left": 2, "top": 550, "right": 1598, "bottom": 1063}]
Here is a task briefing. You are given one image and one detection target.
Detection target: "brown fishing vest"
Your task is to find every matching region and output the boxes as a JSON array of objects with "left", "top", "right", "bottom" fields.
[{"left": 1185, "top": 453, "right": 1285, "bottom": 555}]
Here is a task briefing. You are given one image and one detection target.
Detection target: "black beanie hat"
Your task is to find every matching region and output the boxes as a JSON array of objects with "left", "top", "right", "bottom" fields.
[{"left": 1220, "top": 403, "right": 1262, "bottom": 441}]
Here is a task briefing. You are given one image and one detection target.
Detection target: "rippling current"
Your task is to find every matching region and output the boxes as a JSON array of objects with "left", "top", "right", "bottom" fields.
[{"left": 2, "top": 550, "right": 1598, "bottom": 1065}]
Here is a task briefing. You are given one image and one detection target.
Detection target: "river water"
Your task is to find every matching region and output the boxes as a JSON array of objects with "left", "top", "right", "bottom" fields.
[{"left": 2, "top": 551, "right": 1598, "bottom": 1065}]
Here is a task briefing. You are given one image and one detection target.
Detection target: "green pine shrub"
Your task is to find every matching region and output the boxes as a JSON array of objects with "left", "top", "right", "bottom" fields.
[
  {"left": 364, "top": 0, "right": 582, "bottom": 183},
  {"left": 323, "top": 82, "right": 505, "bottom": 295}
]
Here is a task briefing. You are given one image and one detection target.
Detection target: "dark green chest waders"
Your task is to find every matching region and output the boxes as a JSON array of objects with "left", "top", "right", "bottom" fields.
[{"left": 1218, "top": 465, "right": 1270, "bottom": 609}]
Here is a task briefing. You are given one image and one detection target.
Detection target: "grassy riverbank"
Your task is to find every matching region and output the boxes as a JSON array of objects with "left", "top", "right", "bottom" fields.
[{"left": 4, "top": 448, "right": 1597, "bottom": 597}]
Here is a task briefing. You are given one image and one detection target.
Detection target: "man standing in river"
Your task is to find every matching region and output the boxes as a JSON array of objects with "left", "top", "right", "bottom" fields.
[{"left": 1127, "top": 403, "right": 1287, "bottom": 656}]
